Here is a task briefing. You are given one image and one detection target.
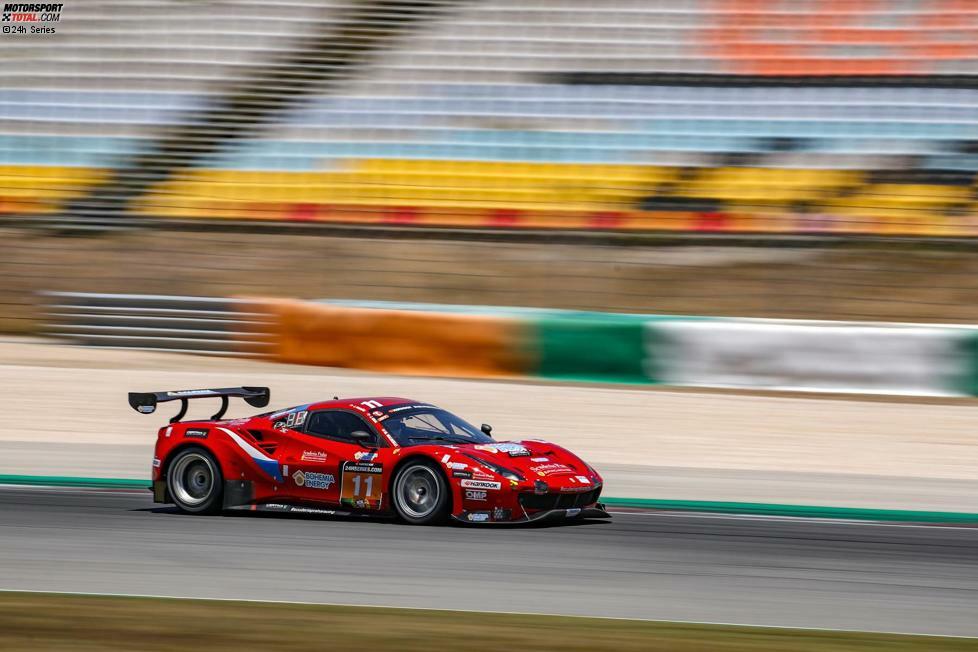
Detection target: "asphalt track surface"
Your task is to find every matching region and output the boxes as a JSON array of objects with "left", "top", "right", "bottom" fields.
[{"left": 1, "top": 488, "right": 977, "bottom": 637}]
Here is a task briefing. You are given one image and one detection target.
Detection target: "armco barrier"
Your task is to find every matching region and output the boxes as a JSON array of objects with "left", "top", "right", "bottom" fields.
[{"left": 41, "top": 292, "right": 272, "bottom": 356}]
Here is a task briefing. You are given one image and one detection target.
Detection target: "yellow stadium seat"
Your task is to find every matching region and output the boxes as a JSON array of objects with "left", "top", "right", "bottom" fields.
[
  {"left": 136, "top": 160, "right": 670, "bottom": 218},
  {"left": 0, "top": 166, "right": 107, "bottom": 214},
  {"left": 677, "top": 167, "right": 859, "bottom": 203},
  {"left": 825, "top": 185, "right": 973, "bottom": 222}
]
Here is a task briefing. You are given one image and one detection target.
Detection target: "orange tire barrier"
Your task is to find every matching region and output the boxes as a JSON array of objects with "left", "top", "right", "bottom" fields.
[{"left": 247, "top": 299, "right": 533, "bottom": 378}]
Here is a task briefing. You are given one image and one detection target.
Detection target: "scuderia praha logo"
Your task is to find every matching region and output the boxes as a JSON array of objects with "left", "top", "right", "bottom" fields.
[{"left": 2, "top": 3, "right": 62, "bottom": 34}]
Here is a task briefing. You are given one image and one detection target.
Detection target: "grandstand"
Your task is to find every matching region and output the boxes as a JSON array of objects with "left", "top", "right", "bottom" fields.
[
  {"left": 1, "top": 0, "right": 977, "bottom": 234},
  {"left": 0, "top": 0, "right": 333, "bottom": 214}
]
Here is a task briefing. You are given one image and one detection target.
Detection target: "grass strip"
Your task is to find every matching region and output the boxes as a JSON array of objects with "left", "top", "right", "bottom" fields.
[
  {"left": 0, "top": 592, "right": 972, "bottom": 652},
  {"left": 4, "top": 474, "right": 978, "bottom": 524}
]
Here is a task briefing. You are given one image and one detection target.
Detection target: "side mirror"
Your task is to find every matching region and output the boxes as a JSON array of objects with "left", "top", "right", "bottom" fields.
[
  {"left": 481, "top": 423, "right": 492, "bottom": 435},
  {"left": 350, "top": 430, "right": 374, "bottom": 447}
]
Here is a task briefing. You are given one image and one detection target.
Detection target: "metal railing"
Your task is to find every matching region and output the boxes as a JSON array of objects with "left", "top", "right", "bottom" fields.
[{"left": 40, "top": 292, "right": 272, "bottom": 356}]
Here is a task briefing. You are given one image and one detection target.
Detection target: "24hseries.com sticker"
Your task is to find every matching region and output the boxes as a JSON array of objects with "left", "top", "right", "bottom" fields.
[
  {"left": 340, "top": 461, "right": 383, "bottom": 510},
  {"left": 3, "top": 3, "right": 62, "bottom": 35}
]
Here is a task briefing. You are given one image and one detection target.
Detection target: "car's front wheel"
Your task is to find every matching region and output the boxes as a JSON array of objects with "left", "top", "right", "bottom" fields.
[
  {"left": 392, "top": 460, "right": 450, "bottom": 525},
  {"left": 167, "top": 448, "right": 223, "bottom": 515}
]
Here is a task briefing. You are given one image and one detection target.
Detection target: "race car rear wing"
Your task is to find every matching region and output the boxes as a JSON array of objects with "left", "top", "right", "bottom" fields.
[{"left": 128, "top": 386, "right": 270, "bottom": 423}]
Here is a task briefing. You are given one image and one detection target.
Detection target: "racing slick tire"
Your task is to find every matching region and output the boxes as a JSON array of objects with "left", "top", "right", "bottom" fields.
[
  {"left": 392, "top": 459, "right": 450, "bottom": 526},
  {"left": 167, "top": 447, "right": 224, "bottom": 515}
]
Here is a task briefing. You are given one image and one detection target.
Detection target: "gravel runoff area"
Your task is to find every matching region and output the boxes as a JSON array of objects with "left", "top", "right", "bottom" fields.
[{"left": 1, "top": 338, "right": 977, "bottom": 511}]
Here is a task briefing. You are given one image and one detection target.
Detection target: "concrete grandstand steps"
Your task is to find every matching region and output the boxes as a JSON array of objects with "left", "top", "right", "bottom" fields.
[
  {"left": 432, "top": 25, "right": 703, "bottom": 42},
  {"left": 1, "top": 61, "right": 270, "bottom": 82},
  {"left": 376, "top": 55, "right": 720, "bottom": 75},
  {"left": 0, "top": 76, "right": 233, "bottom": 93},
  {"left": 439, "top": 2, "right": 714, "bottom": 28},
  {"left": 7, "top": 33, "right": 310, "bottom": 53},
  {"left": 924, "top": 154, "right": 978, "bottom": 171},
  {"left": 353, "top": 67, "right": 526, "bottom": 85},
  {"left": 757, "top": 153, "right": 921, "bottom": 171}
]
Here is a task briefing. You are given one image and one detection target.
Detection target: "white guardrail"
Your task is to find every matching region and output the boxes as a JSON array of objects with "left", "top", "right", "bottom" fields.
[
  {"left": 40, "top": 292, "right": 272, "bottom": 356},
  {"left": 650, "top": 319, "right": 978, "bottom": 397}
]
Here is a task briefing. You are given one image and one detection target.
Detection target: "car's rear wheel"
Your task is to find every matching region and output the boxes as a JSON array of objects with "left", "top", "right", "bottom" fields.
[
  {"left": 167, "top": 448, "right": 223, "bottom": 515},
  {"left": 392, "top": 460, "right": 450, "bottom": 525}
]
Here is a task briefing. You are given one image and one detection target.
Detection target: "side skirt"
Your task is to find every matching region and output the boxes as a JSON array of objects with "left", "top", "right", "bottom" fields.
[{"left": 222, "top": 484, "right": 394, "bottom": 519}]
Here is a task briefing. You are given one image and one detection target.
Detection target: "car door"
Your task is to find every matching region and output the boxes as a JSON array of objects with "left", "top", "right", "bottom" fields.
[
  {"left": 275, "top": 422, "right": 338, "bottom": 504},
  {"left": 283, "top": 409, "right": 386, "bottom": 510}
]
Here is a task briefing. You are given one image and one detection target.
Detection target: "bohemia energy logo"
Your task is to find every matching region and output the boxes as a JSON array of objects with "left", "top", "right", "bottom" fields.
[{"left": 2, "top": 3, "right": 63, "bottom": 22}]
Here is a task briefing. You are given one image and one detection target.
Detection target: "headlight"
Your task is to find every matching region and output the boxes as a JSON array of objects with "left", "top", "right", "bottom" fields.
[
  {"left": 583, "top": 462, "right": 600, "bottom": 482},
  {"left": 464, "top": 454, "right": 525, "bottom": 482}
]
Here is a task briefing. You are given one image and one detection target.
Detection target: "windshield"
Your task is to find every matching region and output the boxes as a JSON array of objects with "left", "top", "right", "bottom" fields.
[{"left": 380, "top": 406, "right": 494, "bottom": 447}]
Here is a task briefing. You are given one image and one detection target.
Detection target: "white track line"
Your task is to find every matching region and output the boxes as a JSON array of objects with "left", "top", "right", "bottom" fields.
[{"left": 0, "top": 589, "right": 974, "bottom": 640}]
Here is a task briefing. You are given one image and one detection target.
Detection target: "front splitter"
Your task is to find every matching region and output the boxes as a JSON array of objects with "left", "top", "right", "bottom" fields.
[{"left": 453, "top": 503, "right": 611, "bottom": 525}]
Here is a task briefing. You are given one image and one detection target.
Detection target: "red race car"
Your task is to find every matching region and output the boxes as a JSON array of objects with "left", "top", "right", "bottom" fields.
[{"left": 130, "top": 386, "right": 610, "bottom": 525}]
